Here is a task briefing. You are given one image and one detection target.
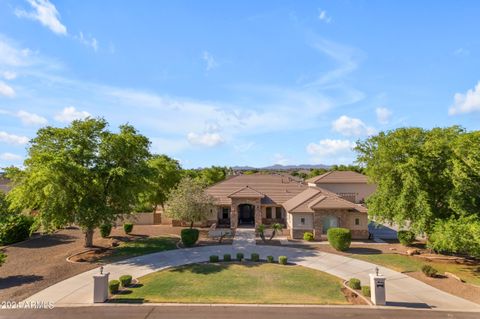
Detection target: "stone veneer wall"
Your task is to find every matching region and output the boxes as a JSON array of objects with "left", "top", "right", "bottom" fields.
[{"left": 229, "top": 198, "right": 262, "bottom": 229}]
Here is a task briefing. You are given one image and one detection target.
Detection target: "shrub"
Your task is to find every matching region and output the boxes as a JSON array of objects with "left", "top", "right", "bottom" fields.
[
  {"left": 278, "top": 256, "right": 288, "bottom": 265},
  {"left": 266, "top": 255, "right": 274, "bottom": 263},
  {"left": 0, "top": 215, "right": 35, "bottom": 245},
  {"left": 303, "top": 232, "right": 314, "bottom": 241},
  {"left": 108, "top": 280, "right": 120, "bottom": 294},
  {"left": 327, "top": 228, "right": 351, "bottom": 251},
  {"left": 251, "top": 253, "right": 260, "bottom": 262},
  {"left": 236, "top": 252, "right": 244, "bottom": 261},
  {"left": 119, "top": 275, "right": 132, "bottom": 287},
  {"left": 398, "top": 230, "right": 415, "bottom": 246},
  {"left": 181, "top": 228, "right": 199, "bottom": 247},
  {"left": 123, "top": 223, "right": 134, "bottom": 234},
  {"left": 361, "top": 286, "right": 371, "bottom": 297},
  {"left": 223, "top": 254, "right": 231, "bottom": 262},
  {"left": 209, "top": 255, "right": 219, "bottom": 262},
  {"left": 0, "top": 252, "right": 6, "bottom": 266},
  {"left": 422, "top": 265, "right": 438, "bottom": 277},
  {"left": 99, "top": 224, "right": 112, "bottom": 238},
  {"left": 349, "top": 278, "right": 361, "bottom": 289}
]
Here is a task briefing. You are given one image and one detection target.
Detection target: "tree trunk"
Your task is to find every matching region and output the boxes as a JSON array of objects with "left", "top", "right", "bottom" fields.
[
  {"left": 190, "top": 221, "right": 194, "bottom": 229},
  {"left": 84, "top": 228, "right": 94, "bottom": 247},
  {"left": 269, "top": 230, "right": 276, "bottom": 241}
]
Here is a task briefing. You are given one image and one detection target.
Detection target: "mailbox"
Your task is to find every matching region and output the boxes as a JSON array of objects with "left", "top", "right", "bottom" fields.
[{"left": 369, "top": 272, "right": 386, "bottom": 305}]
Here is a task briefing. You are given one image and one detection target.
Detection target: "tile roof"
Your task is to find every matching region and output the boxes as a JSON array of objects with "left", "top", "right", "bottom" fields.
[
  {"left": 227, "top": 186, "right": 265, "bottom": 198},
  {"left": 206, "top": 174, "right": 307, "bottom": 205},
  {"left": 306, "top": 170, "right": 369, "bottom": 184}
]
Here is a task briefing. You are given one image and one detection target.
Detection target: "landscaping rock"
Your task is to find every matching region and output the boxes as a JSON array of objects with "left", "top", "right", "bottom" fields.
[
  {"left": 111, "top": 240, "right": 120, "bottom": 247},
  {"left": 445, "top": 272, "right": 465, "bottom": 283},
  {"left": 406, "top": 249, "right": 420, "bottom": 256}
]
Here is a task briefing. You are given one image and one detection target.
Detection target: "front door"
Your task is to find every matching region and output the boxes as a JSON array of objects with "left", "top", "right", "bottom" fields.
[
  {"left": 322, "top": 215, "right": 339, "bottom": 234},
  {"left": 238, "top": 204, "right": 255, "bottom": 226}
]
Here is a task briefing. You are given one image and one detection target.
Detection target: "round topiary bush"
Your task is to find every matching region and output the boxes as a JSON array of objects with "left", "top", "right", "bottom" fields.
[
  {"left": 181, "top": 228, "right": 199, "bottom": 247},
  {"left": 349, "top": 278, "right": 361, "bottom": 290},
  {"left": 109, "top": 280, "right": 120, "bottom": 294},
  {"left": 123, "top": 223, "right": 134, "bottom": 234},
  {"left": 209, "top": 255, "right": 219, "bottom": 262},
  {"left": 119, "top": 275, "right": 132, "bottom": 287},
  {"left": 361, "top": 286, "right": 371, "bottom": 297},
  {"left": 327, "top": 228, "right": 352, "bottom": 251},
  {"left": 99, "top": 224, "right": 112, "bottom": 238},
  {"left": 236, "top": 252, "right": 244, "bottom": 261},
  {"left": 251, "top": 253, "right": 260, "bottom": 262},
  {"left": 278, "top": 256, "right": 288, "bottom": 265},
  {"left": 397, "top": 230, "right": 416, "bottom": 246},
  {"left": 266, "top": 255, "right": 274, "bottom": 263},
  {"left": 223, "top": 254, "right": 231, "bottom": 262},
  {"left": 421, "top": 264, "right": 438, "bottom": 277},
  {"left": 303, "top": 232, "right": 314, "bottom": 241}
]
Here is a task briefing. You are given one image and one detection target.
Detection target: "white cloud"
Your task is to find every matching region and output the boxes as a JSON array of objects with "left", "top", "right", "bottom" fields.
[
  {"left": 151, "top": 137, "right": 189, "bottom": 154},
  {"left": 306, "top": 139, "right": 356, "bottom": 164},
  {"left": 1, "top": 71, "right": 17, "bottom": 80},
  {"left": 54, "top": 106, "right": 91, "bottom": 122},
  {"left": 273, "top": 153, "right": 289, "bottom": 166},
  {"left": 0, "top": 152, "right": 23, "bottom": 161},
  {"left": 187, "top": 132, "right": 224, "bottom": 147},
  {"left": 376, "top": 107, "right": 392, "bottom": 124},
  {"left": 17, "top": 110, "right": 48, "bottom": 125},
  {"left": 449, "top": 82, "right": 480, "bottom": 115},
  {"left": 0, "top": 81, "right": 15, "bottom": 97},
  {"left": 0, "top": 131, "right": 29, "bottom": 145},
  {"left": 318, "top": 9, "right": 332, "bottom": 23},
  {"left": 15, "top": 0, "right": 67, "bottom": 35},
  {"left": 76, "top": 32, "right": 98, "bottom": 51},
  {"left": 332, "top": 115, "right": 376, "bottom": 136},
  {"left": 202, "top": 51, "right": 219, "bottom": 71}
]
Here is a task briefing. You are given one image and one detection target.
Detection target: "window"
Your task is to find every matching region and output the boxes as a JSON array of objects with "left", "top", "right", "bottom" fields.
[
  {"left": 300, "top": 217, "right": 305, "bottom": 225},
  {"left": 275, "top": 207, "right": 282, "bottom": 219},
  {"left": 222, "top": 208, "right": 229, "bottom": 219},
  {"left": 355, "top": 218, "right": 360, "bottom": 226},
  {"left": 266, "top": 207, "right": 272, "bottom": 219}
]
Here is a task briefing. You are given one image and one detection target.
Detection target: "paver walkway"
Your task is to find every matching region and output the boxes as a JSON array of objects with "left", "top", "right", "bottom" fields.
[
  {"left": 232, "top": 228, "right": 256, "bottom": 248},
  {"left": 24, "top": 245, "right": 480, "bottom": 311}
]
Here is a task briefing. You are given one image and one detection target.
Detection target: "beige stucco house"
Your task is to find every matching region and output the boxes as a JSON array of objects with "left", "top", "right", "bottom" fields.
[{"left": 204, "top": 171, "right": 375, "bottom": 239}]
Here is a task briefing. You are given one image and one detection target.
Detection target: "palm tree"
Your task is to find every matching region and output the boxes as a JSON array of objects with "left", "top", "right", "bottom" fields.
[
  {"left": 256, "top": 224, "right": 266, "bottom": 242},
  {"left": 269, "top": 223, "right": 283, "bottom": 241}
]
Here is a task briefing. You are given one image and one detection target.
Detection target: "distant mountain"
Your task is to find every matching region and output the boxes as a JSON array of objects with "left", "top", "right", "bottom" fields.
[{"left": 231, "top": 164, "right": 330, "bottom": 171}]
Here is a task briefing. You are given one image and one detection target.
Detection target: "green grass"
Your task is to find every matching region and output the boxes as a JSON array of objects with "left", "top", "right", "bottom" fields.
[
  {"left": 102, "top": 236, "right": 178, "bottom": 262},
  {"left": 113, "top": 262, "right": 349, "bottom": 304},
  {"left": 350, "top": 253, "right": 480, "bottom": 285}
]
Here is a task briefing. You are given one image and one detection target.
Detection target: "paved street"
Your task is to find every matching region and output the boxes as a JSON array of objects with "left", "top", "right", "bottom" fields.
[
  {"left": 23, "top": 244, "right": 480, "bottom": 311},
  {"left": 0, "top": 305, "right": 479, "bottom": 319}
]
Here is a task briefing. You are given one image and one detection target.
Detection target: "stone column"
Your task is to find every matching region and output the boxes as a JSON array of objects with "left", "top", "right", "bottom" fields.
[
  {"left": 230, "top": 204, "right": 238, "bottom": 229},
  {"left": 254, "top": 201, "right": 262, "bottom": 227},
  {"left": 313, "top": 212, "right": 323, "bottom": 240}
]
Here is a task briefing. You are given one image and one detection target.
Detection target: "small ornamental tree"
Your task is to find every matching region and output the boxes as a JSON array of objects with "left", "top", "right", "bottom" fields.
[{"left": 165, "top": 177, "right": 215, "bottom": 229}]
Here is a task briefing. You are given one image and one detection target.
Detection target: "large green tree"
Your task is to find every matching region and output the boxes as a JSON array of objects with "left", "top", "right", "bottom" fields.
[
  {"left": 184, "top": 166, "right": 229, "bottom": 186},
  {"left": 164, "top": 177, "right": 215, "bottom": 228},
  {"left": 7, "top": 118, "right": 151, "bottom": 247},
  {"left": 355, "top": 126, "right": 468, "bottom": 235}
]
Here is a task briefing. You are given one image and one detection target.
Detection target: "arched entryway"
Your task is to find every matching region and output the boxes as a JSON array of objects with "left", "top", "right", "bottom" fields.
[
  {"left": 238, "top": 204, "right": 255, "bottom": 226},
  {"left": 322, "top": 215, "right": 339, "bottom": 234}
]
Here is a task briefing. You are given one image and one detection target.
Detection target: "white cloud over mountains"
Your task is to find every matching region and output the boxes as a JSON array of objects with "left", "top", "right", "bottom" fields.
[
  {"left": 187, "top": 132, "right": 224, "bottom": 147},
  {"left": 306, "top": 139, "right": 356, "bottom": 164}
]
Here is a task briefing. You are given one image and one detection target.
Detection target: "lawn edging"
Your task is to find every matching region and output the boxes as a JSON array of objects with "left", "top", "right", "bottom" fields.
[{"left": 342, "top": 280, "right": 372, "bottom": 306}]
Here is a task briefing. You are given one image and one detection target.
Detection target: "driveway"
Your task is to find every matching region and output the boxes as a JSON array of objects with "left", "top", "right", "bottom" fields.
[{"left": 24, "top": 244, "right": 480, "bottom": 311}]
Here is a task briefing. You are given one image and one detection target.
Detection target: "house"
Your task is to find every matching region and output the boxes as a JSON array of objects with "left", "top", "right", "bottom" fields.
[{"left": 205, "top": 172, "right": 372, "bottom": 239}]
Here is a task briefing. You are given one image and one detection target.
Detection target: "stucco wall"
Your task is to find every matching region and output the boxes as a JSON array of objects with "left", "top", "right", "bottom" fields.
[
  {"left": 291, "top": 213, "right": 313, "bottom": 229},
  {"left": 315, "top": 183, "right": 376, "bottom": 203}
]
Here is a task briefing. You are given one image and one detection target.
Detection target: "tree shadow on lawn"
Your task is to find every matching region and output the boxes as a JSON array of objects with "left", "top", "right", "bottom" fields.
[
  {"left": 0, "top": 275, "right": 44, "bottom": 289},
  {"left": 346, "top": 247, "right": 383, "bottom": 255},
  {"left": 171, "top": 262, "right": 266, "bottom": 275},
  {"left": 13, "top": 234, "right": 76, "bottom": 249}
]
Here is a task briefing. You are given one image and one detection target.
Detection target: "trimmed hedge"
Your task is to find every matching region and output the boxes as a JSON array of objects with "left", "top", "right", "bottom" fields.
[
  {"left": 303, "top": 232, "right": 314, "bottom": 241},
  {"left": 327, "top": 228, "right": 352, "bottom": 251},
  {"left": 236, "top": 252, "right": 244, "bottom": 261},
  {"left": 278, "top": 256, "right": 288, "bottom": 265},
  {"left": 251, "top": 253, "right": 260, "bottom": 262},
  {"left": 361, "top": 286, "right": 371, "bottom": 297},
  {"left": 119, "top": 275, "right": 132, "bottom": 287},
  {"left": 0, "top": 215, "right": 35, "bottom": 245},
  {"left": 349, "top": 278, "right": 361, "bottom": 290},
  {"left": 181, "top": 228, "right": 199, "bottom": 247},
  {"left": 398, "top": 230, "right": 415, "bottom": 246},
  {"left": 99, "top": 224, "right": 112, "bottom": 238},
  {"left": 209, "top": 255, "right": 219, "bottom": 262},
  {"left": 266, "top": 255, "right": 274, "bottom": 263},
  {"left": 223, "top": 254, "right": 231, "bottom": 262},
  {"left": 109, "top": 280, "right": 120, "bottom": 294},
  {"left": 123, "top": 223, "right": 134, "bottom": 234},
  {"left": 422, "top": 265, "right": 438, "bottom": 277}
]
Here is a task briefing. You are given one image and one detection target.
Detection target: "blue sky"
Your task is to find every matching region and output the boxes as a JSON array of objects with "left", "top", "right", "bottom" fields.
[{"left": 1, "top": 0, "right": 480, "bottom": 168}]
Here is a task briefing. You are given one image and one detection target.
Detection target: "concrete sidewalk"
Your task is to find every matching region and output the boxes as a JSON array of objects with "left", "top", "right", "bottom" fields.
[{"left": 23, "top": 245, "right": 480, "bottom": 311}]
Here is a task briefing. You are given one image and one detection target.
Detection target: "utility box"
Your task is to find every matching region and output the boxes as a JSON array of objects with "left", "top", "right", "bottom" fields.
[
  {"left": 369, "top": 273, "right": 386, "bottom": 305},
  {"left": 93, "top": 272, "right": 109, "bottom": 303}
]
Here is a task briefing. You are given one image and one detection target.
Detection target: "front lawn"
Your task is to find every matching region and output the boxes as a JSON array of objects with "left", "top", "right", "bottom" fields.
[
  {"left": 112, "top": 262, "right": 350, "bottom": 304},
  {"left": 102, "top": 236, "right": 178, "bottom": 262},
  {"left": 350, "top": 253, "right": 480, "bottom": 286}
]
